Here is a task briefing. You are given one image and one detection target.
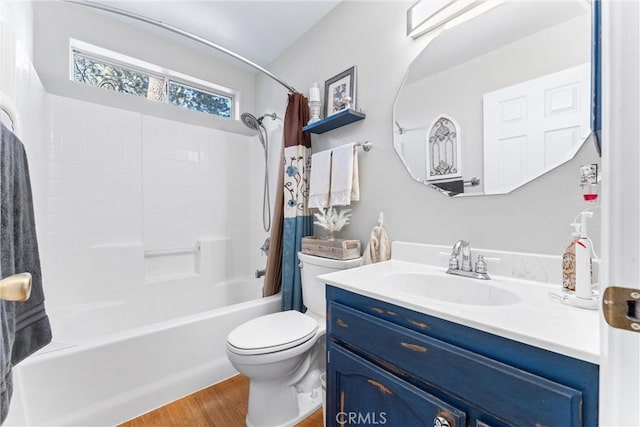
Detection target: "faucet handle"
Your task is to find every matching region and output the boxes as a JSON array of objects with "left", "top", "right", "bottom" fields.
[
  {"left": 448, "top": 255, "right": 459, "bottom": 270},
  {"left": 474, "top": 255, "right": 487, "bottom": 274}
]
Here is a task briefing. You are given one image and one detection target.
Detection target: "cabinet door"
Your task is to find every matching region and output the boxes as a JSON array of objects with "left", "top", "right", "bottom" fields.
[{"left": 327, "top": 345, "right": 466, "bottom": 427}]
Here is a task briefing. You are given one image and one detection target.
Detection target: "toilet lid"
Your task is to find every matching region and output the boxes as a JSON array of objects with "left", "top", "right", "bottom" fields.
[{"left": 227, "top": 311, "right": 318, "bottom": 355}]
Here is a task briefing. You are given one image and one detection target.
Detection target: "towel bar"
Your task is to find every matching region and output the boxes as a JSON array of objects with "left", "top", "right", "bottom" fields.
[
  {"left": 144, "top": 243, "right": 201, "bottom": 257},
  {"left": 355, "top": 141, "right": 372, "bottom": 152},
  {"left": 0, "top": 91, "right": 20, "bottom": 134}
]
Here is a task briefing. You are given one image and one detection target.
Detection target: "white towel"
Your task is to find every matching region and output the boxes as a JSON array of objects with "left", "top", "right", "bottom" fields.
[
  {"left": 309, "top": 149, "right": 332, "bottom": 208},
  {"left": 362, "top": 225, "right": 391, "bottom": 265},
  {"left": 330, "top": 143, "right": 359, "bottom": 206}
]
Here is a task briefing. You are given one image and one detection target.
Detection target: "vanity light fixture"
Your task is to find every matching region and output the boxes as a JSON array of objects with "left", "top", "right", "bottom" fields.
[{"left": 407, "top": 0, "right": 504, "bottom": 39}]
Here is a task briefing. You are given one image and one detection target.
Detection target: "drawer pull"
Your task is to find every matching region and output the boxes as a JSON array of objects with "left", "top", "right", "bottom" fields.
[
  {"left": 367, "top": 379, "right": 393, "bottom": 395},
  {"left": 386, "top": 311, "right": 397, "bottom": 316},
  {"left": 401, "top": 342, "right": 428, "bottom": 353},
  {"left": 408, "top": 319, "right": 430, "bottom": 330},
  {"left": 370, "top": 306, "right": 384, "bottom": 314},
  {"left": 336, "top": 318, "right": 349, "bottom": 328}
]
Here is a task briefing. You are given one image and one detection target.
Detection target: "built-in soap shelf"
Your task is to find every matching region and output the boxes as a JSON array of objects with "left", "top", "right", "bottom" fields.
[{"left": 302, "top": 108, "right": 365, "bottom": 134}]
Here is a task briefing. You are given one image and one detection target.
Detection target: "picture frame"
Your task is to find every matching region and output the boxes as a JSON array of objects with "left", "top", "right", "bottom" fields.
[{"left": 324, "top": 66, "right": 356, "bottom": 117}]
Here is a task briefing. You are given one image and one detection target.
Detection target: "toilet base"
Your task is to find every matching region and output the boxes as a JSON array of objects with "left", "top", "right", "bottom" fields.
[{"left": 246, "top": 383, "right": 322, "bottom": 427}]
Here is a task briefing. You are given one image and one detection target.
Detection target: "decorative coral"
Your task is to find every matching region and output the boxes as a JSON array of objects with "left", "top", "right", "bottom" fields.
[{"left": 314, "top": 206, "right": 352, "bottom": 240}]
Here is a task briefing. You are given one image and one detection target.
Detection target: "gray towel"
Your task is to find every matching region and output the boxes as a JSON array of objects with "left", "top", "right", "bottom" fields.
[{"left": 0, "top": 123, "right": 52, "bottom": 423}]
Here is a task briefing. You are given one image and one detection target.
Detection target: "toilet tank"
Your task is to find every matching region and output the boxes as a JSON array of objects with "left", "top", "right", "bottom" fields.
[{"left": 297, "top": 252, "right": 362, "bottom": 318}]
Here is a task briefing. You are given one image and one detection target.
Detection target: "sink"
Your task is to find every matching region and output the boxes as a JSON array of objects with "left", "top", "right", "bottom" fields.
[{"left": 382, "top": 272, "right": 521, "bottom": 306}]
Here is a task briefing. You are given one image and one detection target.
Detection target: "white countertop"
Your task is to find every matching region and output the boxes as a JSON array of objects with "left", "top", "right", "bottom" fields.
[{"left": 320, "top": 259, "right": 600, "bottom": 364}]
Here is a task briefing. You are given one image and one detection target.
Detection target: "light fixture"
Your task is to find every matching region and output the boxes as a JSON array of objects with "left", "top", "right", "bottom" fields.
[{"left": 407, "top": 0, "right": 504, "bottom": 39}]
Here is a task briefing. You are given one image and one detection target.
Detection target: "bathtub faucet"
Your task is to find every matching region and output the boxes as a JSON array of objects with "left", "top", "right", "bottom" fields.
[{"left": 255, "top": 268, "right": 266, "bottom": 279}]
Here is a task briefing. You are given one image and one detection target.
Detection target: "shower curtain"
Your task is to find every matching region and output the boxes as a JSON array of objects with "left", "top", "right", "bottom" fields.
[{"left": 263, "top": 93, "right": 312, "bottom": 312}]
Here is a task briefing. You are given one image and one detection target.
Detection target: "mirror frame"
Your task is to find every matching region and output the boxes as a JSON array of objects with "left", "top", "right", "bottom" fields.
[{"left": 592, "top": 0, "right": 602, "bottom": 156}]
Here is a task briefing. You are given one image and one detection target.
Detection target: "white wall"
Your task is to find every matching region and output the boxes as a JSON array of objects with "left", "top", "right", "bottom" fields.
[
  {"left": 31, "top": 1, "right": 257, "bottom": 135},
  {"left": 0, "top": 0, "right": 270, "bottom": 306},
  {"left": 256, "top": 1, "right": 601, "bottom": 256},
  {"left": 0, "top": 0, "right": 49, "bottom": 254}
]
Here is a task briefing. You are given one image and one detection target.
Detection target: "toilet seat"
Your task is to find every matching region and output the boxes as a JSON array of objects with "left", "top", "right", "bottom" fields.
[{"left": 227, "top": 311, "right": 318, "bottom": 356}]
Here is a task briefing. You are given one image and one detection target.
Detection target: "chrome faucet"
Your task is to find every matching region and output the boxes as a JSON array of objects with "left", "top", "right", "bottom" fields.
[{"left": 447, "top": 240, "right": 490, "bottom": 280}]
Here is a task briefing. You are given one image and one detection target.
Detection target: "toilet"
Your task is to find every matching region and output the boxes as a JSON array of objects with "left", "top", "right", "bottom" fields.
[{"left": 226, "top": 252, "right": 361, "bottom": 427}]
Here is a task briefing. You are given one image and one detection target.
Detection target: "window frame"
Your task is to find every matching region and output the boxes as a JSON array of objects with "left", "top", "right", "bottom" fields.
[{"left": 69, "top": 39, "right": 237, "bottom": 119}]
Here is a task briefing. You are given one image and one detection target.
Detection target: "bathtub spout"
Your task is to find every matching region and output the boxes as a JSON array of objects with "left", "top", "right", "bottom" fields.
[{"left": 255, "top": 268, "right": 266, "bottom": 279}]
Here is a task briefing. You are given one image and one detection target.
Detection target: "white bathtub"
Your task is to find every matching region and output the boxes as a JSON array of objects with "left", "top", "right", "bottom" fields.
[{"left": 5, "top": 277, "right": 280, "bottom": 426}]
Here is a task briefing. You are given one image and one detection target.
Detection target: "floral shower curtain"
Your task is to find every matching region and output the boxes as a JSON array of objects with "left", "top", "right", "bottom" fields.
[{"left": 280, "top": 93, "right": 312, "bottom": 311}]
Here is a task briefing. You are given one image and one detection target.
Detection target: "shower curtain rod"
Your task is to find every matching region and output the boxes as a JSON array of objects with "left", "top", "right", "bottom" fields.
[{"left": 63, "top": 0, "right": 299, "bottom": 94}]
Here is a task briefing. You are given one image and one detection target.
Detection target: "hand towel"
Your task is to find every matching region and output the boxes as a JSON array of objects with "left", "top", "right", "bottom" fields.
[
  {"left": 309, "top": 149, "right": 332, "bottom": 209},
  {"left": 362, "top": 225, "right": 391, "bottom": 265},
  {"left": 0, "top": 123, "right": 52, "bottom": 423},
  {"left": 330, "top": 143, "right": 360, "bottom": 206}
]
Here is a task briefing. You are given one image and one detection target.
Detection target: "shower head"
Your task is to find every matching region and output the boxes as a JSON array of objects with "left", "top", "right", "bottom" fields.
[
  {"left": 240, "top": 112, "right": 279, "bottom": 130},
  {"left": 241, "top": 112, "right": 261, "bottom": 130}
]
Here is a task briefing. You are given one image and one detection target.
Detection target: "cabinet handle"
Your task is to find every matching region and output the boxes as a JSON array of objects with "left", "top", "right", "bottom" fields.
[
  {"left": 336, "top": 318, "right": 349, "bottom": 328},
  {"left": 408, "top": 319, "right": 430, "bottom": 330},
  {"left": 367, "top": 379, "right": 393, "bottom": 395},
  {"left": 401, "top": 342, "right": 427, "bottom": 353},
  {"left": 370, "top": 306, "right": 384, "bottom": 314}
]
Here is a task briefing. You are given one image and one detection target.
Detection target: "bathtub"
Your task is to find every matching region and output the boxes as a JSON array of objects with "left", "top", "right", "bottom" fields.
[{"left": 5, "top": 277, "right": 280, "bottom": 426}]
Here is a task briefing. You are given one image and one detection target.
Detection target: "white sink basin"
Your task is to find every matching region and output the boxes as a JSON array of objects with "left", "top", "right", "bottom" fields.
[{"left": 382, "top": 272, "right": 521, "bottom": 306}]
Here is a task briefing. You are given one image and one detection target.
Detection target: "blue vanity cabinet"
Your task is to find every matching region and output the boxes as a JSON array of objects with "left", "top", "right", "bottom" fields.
[{"left": 326, "top": 286, "right": 599, "bottom": 427}]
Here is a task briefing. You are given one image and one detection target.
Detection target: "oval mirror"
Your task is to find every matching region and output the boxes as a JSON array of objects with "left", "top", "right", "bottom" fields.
[{"left": 393, "top": 0, "right": 592, "bottom": 196}]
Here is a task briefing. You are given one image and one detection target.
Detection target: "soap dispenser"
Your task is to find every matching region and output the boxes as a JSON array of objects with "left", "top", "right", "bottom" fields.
[
  {"left": 562, "top": 231, "right": 580, "bottom": 293},
  {"left": 566, "top": 211, "right": 597, "bottom": 310},
  {"left": 574, "top": 211, "right": 593, "bottom": 300}
]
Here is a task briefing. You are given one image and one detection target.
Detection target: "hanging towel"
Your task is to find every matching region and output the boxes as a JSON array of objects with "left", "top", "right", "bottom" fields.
[
  {"left": 362, "top": 225, "right": 391, "bottom": 265},
  {"left": 0, "top": 123, "right": 52, "bottom": 423},
  {"left": 330, "top": 143, "right": 359, "bottom": 206},
  {"left": 308, "top": 149, "right": 332, "bottom": 208}
]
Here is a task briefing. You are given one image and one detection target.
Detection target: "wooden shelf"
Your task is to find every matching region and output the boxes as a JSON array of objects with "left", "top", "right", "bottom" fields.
[{"left": 302, "top": 109, "right": 365, "bottom": 134}]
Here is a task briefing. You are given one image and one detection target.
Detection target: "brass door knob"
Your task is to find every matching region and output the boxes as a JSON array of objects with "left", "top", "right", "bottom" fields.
[{"left": 0, "top": 273, "right": 32, "bottom": 301}]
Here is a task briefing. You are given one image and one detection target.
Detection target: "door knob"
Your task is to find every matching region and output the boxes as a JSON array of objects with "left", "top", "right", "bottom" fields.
[{"left": 0, "top": 273, "right": 32, "bottom": 301}]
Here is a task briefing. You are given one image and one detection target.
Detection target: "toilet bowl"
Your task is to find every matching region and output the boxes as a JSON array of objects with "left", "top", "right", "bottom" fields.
[{"left": 226, "top": 252, "right": 361, "bottom": 427}]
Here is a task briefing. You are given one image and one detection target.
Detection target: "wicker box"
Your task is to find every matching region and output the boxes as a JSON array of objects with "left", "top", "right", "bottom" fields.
[{"left": 301, "top": 237, "right": 361, "bottom": 260}]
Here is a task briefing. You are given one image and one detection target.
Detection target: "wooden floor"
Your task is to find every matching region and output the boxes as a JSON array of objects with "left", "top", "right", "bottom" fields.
[{"left": 121, "top": 375, "right": 324, "bottom": 427}]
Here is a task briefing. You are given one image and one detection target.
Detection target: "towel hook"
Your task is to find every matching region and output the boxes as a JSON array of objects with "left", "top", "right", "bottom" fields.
[{"left": 378, "top": 212, "right": 384, "bottom": 227}]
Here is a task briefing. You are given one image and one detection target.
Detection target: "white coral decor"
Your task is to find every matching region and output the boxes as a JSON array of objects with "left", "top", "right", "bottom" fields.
[{"left": 314, "top": 206, "right": 352, "bottom": 240}]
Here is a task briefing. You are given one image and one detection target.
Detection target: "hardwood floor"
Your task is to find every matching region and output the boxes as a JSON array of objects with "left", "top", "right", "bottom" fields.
[{"left": 120, "top": 375, "right": 324, "bottom": 427}]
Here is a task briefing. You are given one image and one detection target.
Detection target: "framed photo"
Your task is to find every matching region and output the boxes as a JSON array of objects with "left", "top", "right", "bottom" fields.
[{"left": 324, "top": 66, "right": 356, "bottom": 117}]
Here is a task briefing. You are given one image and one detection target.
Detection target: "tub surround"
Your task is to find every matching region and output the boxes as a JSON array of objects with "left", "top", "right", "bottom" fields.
[{"left": 320, "top": 241, "right": 599, "bottom": 363}]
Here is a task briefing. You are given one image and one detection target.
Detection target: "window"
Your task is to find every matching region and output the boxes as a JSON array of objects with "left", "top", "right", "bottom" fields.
[
  {"left": 168, "top": 81, "right": 231, "bottom": 118},
  {"left": 71, "top": 41, "right": 235, "bottom": 119}
]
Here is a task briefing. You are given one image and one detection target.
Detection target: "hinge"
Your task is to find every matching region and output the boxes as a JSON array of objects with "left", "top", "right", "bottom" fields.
[{"left": 603, "top": 286, "right": 640, "bottom": 333}]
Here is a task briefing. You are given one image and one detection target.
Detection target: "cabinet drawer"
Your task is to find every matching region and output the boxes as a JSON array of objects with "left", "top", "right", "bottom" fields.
[
  {"left": 329, "top": 301, "right": 583, "bottom": 427},
  {"left": 328, "top": 344, "right": 466, "bottom": 427}
]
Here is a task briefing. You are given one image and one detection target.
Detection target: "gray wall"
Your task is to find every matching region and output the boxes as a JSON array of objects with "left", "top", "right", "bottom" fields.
[{"left": 256, "top": 1, "right": 600, "bottom": 256}]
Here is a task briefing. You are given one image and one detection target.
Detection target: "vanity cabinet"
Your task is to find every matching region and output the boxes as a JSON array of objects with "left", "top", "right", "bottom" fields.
[{"left": 326, "top": 286, "right": 599, "bottom": 427}]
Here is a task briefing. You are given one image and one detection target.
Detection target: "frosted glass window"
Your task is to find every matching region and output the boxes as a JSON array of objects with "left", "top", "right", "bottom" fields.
[
  {"left": 168, "top": 81, "right": 232, "bottom": 118},
  {"left": 72, "top": 50, "right": 234, "bottom": 119},
  {"left": 73, "top": 53, "right": 164, "bottom": 101}
]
